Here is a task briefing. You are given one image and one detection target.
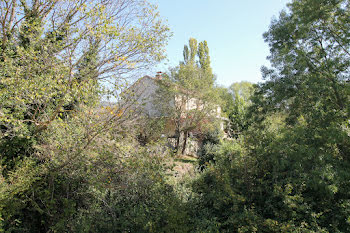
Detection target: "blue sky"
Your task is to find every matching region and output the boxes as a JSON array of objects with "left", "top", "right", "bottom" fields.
[{"left": 150, "top": 0, "right": 291, "bottom": 87}]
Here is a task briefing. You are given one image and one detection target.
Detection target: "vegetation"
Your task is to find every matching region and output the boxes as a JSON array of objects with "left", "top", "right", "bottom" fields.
[
  {"left": 155, "top": 38, "right": 220, "bottom": 155},
  {"left": 1, "top": 0, "right": 349, "bottom": 232},
  {"left": 0, "top": 0, "right": 173, "bottom": 232},
  {"left": 218, "top": 81, "right": 255, "bottom": 138},
  {"left": 190, "top": 0, "right": 350, "bottom": 232}
]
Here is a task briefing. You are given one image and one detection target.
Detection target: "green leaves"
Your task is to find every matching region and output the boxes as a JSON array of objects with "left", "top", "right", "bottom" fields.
[
  {"left": 155, "top": 38, "right": 219, "bottom": 154},
  {"left": 261, "top": 0, "right": 349, "bottom": 122},
  {"left": 0, "top": 0, "right": 172, "bottom": 231},
  {"left": 190, "top": 1, "right": 350, "bottom": 232}
]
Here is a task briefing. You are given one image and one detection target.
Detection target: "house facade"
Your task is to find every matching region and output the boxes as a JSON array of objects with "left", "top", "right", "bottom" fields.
[{"left": 122, "top": 75, "right": 226, "bottom": 134}]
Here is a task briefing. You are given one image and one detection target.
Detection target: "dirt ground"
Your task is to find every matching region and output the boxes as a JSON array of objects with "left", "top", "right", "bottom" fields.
[{"left": 169, "top": 155, "right": 197, "bottom": 179}]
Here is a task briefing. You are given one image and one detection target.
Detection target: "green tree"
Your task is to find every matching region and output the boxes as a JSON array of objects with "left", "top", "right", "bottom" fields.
[
  {"left": 258, "top": 1, "right": 348, "bottom": 114},
  {"left": 254, "top": 0, "right": 350, "bottom": 155},
  {"left": 228, "top": 82, "right": 254, "bottom": 138},
  {"left": 156, "top": 38, "right": 220, "bottom": 155},
  {"left": 217, "top": 82, "right": 254, "bottom": 138},
  {"left": 191, "top": 0, "right": 350, "bottom": 232},
  {"left": 198, "top": 40, "right": 214, "bottom": 87},
  {"left": 0, "top": 0, "right": 171, "bottom": 231},
  {"left": 230, "top": 81, "right": 254, "bottom": 103}
]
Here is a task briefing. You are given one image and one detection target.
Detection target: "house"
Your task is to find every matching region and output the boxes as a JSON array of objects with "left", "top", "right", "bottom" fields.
[
  {"left": 121, "top": 74, "right": 165, "bottom": 118},
  {"left": 121, "top": 73, "right": 226, "bottom": 136}
]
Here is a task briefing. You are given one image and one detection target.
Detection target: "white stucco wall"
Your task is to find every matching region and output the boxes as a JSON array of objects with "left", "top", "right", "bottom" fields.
[
  {"left": 123, "top": 76, "right": 224, "bottom": 122},
  {"left": 124, "top": 76, "right": 165, "bottom": 117}
]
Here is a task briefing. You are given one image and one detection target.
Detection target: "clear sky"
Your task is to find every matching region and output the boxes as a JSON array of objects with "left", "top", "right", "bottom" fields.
[{"left": 149, "top": 0, "right": 291, "bottom": 87}]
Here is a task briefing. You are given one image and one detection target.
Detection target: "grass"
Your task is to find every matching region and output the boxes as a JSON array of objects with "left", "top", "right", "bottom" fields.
[
  {"left": 174, "top": 155, "right": 197, "bottom": 164},
  {"left": 164, "top": 155, "right": 198, "bottom": 182}
]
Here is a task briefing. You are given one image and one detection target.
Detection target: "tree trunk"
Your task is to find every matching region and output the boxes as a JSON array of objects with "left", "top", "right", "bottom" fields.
[
  {"left": 175, "top": 130, "right": 180, "bottom": 154},
  {"left": 181, "top": 131, "right": 188, "bottom": 155}
]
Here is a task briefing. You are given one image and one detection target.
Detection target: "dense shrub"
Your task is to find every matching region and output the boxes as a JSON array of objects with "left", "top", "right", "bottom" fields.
[
  {"left": 190, "top": 119, "right": 350, "bottom": 232},
  {"left": 70, "top": 159, "right": 189, "bottom": 233},
  {"left": 198, "top": 128, "right": 222, "bottom": 167}
]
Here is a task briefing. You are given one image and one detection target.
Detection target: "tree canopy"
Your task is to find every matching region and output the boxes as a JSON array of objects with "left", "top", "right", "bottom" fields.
[
  {"left": 0, "top": 1, "right": 172, "bottom": 232},
  {"left": 191, "top": 0, "right": 350, "bottom": 231}
]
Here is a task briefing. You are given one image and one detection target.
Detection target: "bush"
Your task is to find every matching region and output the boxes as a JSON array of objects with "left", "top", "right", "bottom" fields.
[
  {"left": 198, "top": 128, "right": 222, "bottom": 167},
  {"left": 191, "top": 122, "right": 350, "bottom": 232}
]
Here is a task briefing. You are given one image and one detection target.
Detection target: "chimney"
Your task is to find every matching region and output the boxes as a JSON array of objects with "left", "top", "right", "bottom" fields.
[{"left": 155, "top": 71, "right": 162, "bottom": 80}]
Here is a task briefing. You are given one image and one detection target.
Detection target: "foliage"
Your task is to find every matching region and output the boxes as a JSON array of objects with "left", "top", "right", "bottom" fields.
[
  {"left": 230, "top": 82, "right": 255, "bottom": 103},
  {"left": 2, "top": 0, "right": 350, "bottom": 232},
  {"left": 136, "top": 117, "right": 167, "bottom": 146},
  {"left": 218, "top": 82, "right": 254, "bottom": 138},
  {"left": 255, "top": 0, "right": 349, "bottom": 128},
  {"left": 0, "top": 0, "right": 172, "bottom": 232},
  {"left": 190, "top": 0, "right": 350, "bottom": 232},
  {"left": 228, "top": 82, "right": 254, "bottom": 138},
  {"left": 69, "top": 146, "right": 190, "bottom": 233},
  {"left": 191, "top": 116, "right": 350, "bottom": 232},
  {"left": 197, "top": 127, "right": 222, "bottom": 168},
  {"left": 155, "top": 38, "right": 220, "bottom": 155}
]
